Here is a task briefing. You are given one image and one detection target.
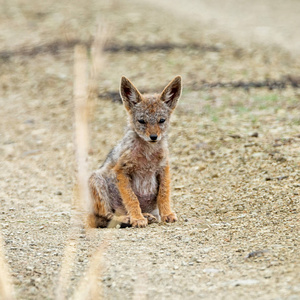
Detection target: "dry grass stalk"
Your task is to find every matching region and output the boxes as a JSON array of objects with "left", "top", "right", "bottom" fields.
[
  {"left": 132, "top": 273, "right": 148, "bottom": 300},
  {"left": 71, "top": 240, "right": 107, "bottom": 300},
  {"left": 73, "top": 44, "right": 92, "bottom": 217},
  {"left": 55, "top": 239, "right": 78, "bottom": 300},
  {"left": 0, "top": 234, "right": 16, "bottom": 300},
  {"left": 56, "top": 44, "right": 91, "bottom": 300},
  {"left": 70, "top": 34, "right": 113, "bottom": 299},
  {"left": 88, "top": 20, "right": 108, "bottom": 109},
  {"left": 57, "top": 23, "right": 109, "bottom": 298}
]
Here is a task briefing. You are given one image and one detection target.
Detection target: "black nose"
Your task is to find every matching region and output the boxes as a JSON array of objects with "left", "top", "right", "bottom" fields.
[{"left": 150, "top": 134, "right": 157, "bottom": 141}]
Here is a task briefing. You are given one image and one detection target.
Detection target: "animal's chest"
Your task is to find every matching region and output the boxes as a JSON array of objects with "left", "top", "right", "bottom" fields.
[
  {"left": 130, "top": 154, "right": 162, "bottom": 197},
  {"left": 131, "top": 170, "right": 158, "bottom": 197},
  {"left": 129, "top": 144, "right": 165, "bottom": 197}
]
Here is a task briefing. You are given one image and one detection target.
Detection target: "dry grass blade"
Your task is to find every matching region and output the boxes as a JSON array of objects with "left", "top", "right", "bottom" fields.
[
  {"left": 132, "top": 273, "right": 148, "bottom": 300},
  {"left": 56, "top": 44, "right": 91, "bottom": 300},
  {"left": 70, "top": 30, "right": 112, "bottom": 299},
  {"left": 71, "top": 240, "right": 107, "bottom": 300},
  {"left": 73, "top": 44, "right": 91, "bottom": 216},
  {"left": 89, "top": 20, "right": 108, "bottom": 102},
  {"left": 58, "top": 23, "right": 109, "bottom": 299},
  {"left": 0, "top": 234, "right": 16, "bottom": 300},
  {"left": 55, "top": 239, "right": 78, "bottom": 300}
]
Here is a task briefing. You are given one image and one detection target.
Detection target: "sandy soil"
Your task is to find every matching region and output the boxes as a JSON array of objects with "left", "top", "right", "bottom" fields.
[{"left": 1, "top": 0, "right": 300, "bottom": 299}]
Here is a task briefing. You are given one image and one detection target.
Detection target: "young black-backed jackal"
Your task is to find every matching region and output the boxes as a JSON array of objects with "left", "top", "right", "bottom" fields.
[{"left": 89, "top": 76, "right": 182, "bottom": 228}]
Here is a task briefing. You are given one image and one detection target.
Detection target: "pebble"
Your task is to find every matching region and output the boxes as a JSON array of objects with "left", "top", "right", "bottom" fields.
[
  {"left": 174, "top": 185, "right": 184, "bottom": 190},
  {"left": 229, "top": 134, "right": 241, "bottom": 139},
  {"left": 228, "top": 279, "right": 259, "bottom": 286},
  {"left": 244, "top": 143, "right": 257, "bottom": 147},
  {"left": 200, "top": 247, "right": 213, "bottom": 254},
  {"left": 21, "top": 149, "right": 41, "bottom": 157},
  {"left": 24, "top": 119, "right": 35, "bottom": 124},
  {"left": 252, "top": 152, "right": 267, "bottom": 159},
  {"left": 234, "top": 204, "right": 245, "bottom": 211},
  {"left": 215, "top": 207, "right": 229, "bottom": 214},
  {"left": 246, "top": 250, "right": 269, "bottom": 258},
  {"left": 203, "top": 268, "right": 221, "bottom": 274},
  {"left": 250, "top": 132, "right": 259, "bottom": 137}
]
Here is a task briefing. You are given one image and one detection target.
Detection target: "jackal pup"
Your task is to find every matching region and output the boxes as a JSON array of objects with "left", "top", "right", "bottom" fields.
[{"left": 89, "top": 76, "right": 182, "bottom": 228}]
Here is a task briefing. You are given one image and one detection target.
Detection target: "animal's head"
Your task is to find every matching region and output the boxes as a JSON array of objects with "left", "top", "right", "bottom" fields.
[{"left": 120, "top": 76, "right": 182, "bottom": 143}]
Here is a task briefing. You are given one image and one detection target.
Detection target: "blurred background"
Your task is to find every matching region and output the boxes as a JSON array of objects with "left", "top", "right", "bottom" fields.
[{"left": 1, "top": 0, "right": 300, "bottom": 118}]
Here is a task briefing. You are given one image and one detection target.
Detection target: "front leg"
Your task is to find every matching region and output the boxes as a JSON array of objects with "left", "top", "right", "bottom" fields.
[
  {"left": 157, "top": 163, "right": 177, "bottom": 223},
  {"left": 114, "top": 165, "right": 147, "bottom": 228}
]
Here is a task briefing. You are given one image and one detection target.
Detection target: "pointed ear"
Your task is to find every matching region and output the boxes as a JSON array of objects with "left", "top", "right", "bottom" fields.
[
  {"left": 160, "top": 76, "right": 182, "bottom": 110},
  {"left": 120, "top": 76, "right": 142, "bottom": 110}
]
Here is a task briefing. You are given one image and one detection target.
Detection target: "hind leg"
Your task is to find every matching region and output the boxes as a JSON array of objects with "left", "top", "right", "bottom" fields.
[
  {"left": 88, "top": 171, "right": 130, "bottom": 228},
  {"left": 88, "top": 171, "right": 113, "bottom": 228}
]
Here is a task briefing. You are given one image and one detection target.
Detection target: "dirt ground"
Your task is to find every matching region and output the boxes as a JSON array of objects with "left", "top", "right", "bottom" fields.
[{"left": 1, "top": 0, "right": 300, "bottom": 299}]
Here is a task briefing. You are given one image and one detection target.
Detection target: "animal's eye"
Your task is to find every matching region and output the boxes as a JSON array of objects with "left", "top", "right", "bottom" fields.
[
  {"left": 138, "top": 119, "right": 146, "bottom": 124},
  {"left": 159, "top": 118, "right": 165, "bottom": 124}
]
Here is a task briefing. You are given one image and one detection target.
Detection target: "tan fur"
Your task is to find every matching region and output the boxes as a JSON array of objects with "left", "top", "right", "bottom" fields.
[
  {"left": 89, "top": 76, "right": 182, "bottom": 228},
  {"left": 157, "top": 164, "right": 177, "bottom": 222},
  {"left": 114, "top": 162, "right": 147, "bottom": 227}
]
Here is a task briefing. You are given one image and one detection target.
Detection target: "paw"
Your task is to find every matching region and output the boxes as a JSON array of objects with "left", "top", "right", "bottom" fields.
[
  {"left": 142, "top": 213, "right": 158, "bottom": 224},
  {"left": 118, "top": 215, "right": 131, "bottom": 228},
  {"left": 107, "top": 214, "right": 131, "bottom": 228},
  {"left": 131, "top": 217, "right": 148, "bottom": 228},
  {"left": 118, "top": 215, "right": 130, "bottom": 224},
  {"left": 161, "top": 212, "right": 177, "bottom": 223}
]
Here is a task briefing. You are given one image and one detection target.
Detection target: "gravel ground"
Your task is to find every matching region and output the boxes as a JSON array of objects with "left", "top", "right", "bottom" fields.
[{"left": 0, "top": 1, "right": 300, "bottom": 299}]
